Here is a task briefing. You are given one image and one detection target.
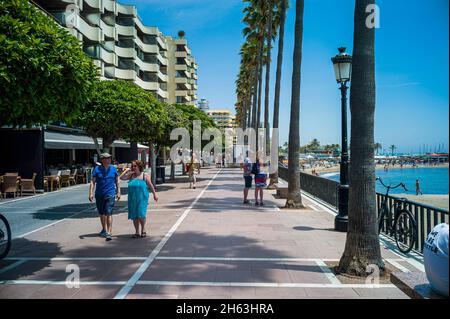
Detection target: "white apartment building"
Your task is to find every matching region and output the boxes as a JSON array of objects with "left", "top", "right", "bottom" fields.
[{"left": 33, "top": 0, "right": 198, "bottom": 105}]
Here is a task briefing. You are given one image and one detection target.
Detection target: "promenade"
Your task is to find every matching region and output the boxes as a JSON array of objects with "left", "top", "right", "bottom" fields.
[{"left": 0, "top": 167, "right": 422, "bottom": 299}]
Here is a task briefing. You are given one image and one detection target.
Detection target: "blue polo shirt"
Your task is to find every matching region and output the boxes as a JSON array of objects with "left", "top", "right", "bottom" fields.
[{"left": 92, "top": 165, "right": 118, "bottom": 196}]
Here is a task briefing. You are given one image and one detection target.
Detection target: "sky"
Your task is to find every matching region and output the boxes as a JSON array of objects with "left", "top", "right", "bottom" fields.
[{"left": 121, "top": 0, "right": 449, "bottom": 154}]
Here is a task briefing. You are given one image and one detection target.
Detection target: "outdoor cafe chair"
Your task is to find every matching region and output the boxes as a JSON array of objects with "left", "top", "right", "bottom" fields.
[
  {"left": 1, "top": 175, "right": 20, "bottom": 198},
  {"left": 4, "top": 172, "right": 18, "bottom": 176},
  {"left": 20, "top": 173, "right": 37, "bottom": 195},
  {"left": 60, "top": 173, "right": 70, "bottom": 188},
  {"left": 69, "top": 169, "right": 77, "bottom": 186}
]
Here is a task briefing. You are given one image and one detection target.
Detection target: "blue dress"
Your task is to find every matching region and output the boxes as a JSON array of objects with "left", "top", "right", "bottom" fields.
[{"left": 127, "top": 174, "right": 149, "bottom": 220}]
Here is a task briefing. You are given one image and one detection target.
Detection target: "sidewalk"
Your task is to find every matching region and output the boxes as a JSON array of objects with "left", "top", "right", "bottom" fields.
[{"left": 0, "top": 167, "right": 416, "bottom": 299}]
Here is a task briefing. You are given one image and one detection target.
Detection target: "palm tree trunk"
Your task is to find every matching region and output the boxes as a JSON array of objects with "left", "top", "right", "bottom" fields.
[
  {"left": 285, "top": 0, "right": 304, "bottom": 208},
  {"left": 338, "top": 0, "right": 384, "bottom": 276},
  {"left": 264, "top": 0, "right": 273, "bottom": 154},
  {"left": 251, "top": 62, "right": 259, "bottom": 131},
  {"left": 256, "top": 39, "right": 264, "bottom": 133},
  {"left": 269, "top": 0, "right": 287, "bottom": 188}
]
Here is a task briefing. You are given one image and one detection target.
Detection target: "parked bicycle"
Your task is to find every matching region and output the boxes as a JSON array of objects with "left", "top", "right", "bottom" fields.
[
  {"left": 377, "top": 177, "right": 417, "bottom": 254},
  {"left": 0, "top": 213, "right": 11, "bottom": 259}
]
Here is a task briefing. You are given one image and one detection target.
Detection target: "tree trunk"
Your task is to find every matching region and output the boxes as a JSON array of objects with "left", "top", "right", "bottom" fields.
[
  {"left": 251, "top": 57, "right": 260, "bottom": 131},
  {"left": 338, "top": 0, "right": 384, "bottom": 276},
  {"left": 93, "top": 137, "right": 102, "bottom": 156},
  {"left": 102, "top": 135, "right": 114, "bottom": 154},
  {"left": 256, "top": 38, "right": 264, "bottom": 133},
  {"left": 264, "top": 0, "right": 273, "bottom": 154},
  {"left": 170, "top": 160, "right": 176, "bottom": 181},
  {"left": 269, "top": 0, "right": 286, "bottom": 188},
  {"left": 285, "top": 0, "right": 304, "bottom": 208}
]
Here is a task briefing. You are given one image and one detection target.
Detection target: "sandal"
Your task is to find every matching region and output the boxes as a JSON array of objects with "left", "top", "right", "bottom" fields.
[{"left": 141, "top": 232, "right": 147, "bottom": 238}]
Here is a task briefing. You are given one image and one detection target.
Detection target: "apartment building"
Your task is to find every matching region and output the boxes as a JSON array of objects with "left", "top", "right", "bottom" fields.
[
  {"left": 207, "top": 109, "right": 237, "bottom": 146},
  {"left": 33, "top": 0, "right": 197, "bottom": 105}
]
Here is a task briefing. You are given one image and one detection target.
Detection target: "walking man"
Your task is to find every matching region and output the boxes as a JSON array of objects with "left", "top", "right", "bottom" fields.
[
  {"left": 89, "top": 152, "right": 120, "bottom": 241},
  {"left": 242, "top": 151, "right": 252, "bottom": 204},
  {"left": 416, "top": 178, "right": 423, "bottom": 195}
]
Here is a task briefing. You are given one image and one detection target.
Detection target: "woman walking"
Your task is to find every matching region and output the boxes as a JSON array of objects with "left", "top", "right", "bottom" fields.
[
  {"left": 120, "top": 160, "right": 158, "bottom": 238},
  {"left": 252, "top": 157, "right": 267, "bottom": 206}
]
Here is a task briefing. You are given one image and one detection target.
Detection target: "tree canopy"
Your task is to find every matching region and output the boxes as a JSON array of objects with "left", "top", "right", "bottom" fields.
[
  {"left": 76, "top": 80, "right": 168, "bottom": 151},
  {"left": 0, "top": 0, "right": 98, "bottom": 127}
]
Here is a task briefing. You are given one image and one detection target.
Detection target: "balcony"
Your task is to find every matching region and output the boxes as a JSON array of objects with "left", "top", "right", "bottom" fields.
[
  {"left": 100, "top": 19, "right": 116, "bottom": 40},
  {"left": 117, "top": 3, "right": 136, "bottom": 16},
  {"left": 85, "top": 45, "right": 117, "bottom": 65},
  {"left": 115, "top": 68, "right": 136, "bottom": 80},
  {"left": 157, "top": 54, "right": 168, "bottom": 66},
  {"left": 135, "top": 37, "right": 158, "bottom": 54},
  {"left": 115, "top": 46, "right": 135, "bottom": 59},
  {"left": 84, "top": 0, "right": 104, "bottom": 12},
  {"left": 135, "top": 77, "right": 158, "bottom": 91},
  {"left": 175, "top": 64, "right": 188, "bottom": 72},
  {"left": 156, "top": 36, "right": 167, "bottom": 51},
  {"left": 116, "top": 24, "right": 135, "bottom": 37},
  {"left": 157, "top": 71, "right": 168, "bottom": 83},
  {"left": 103, "top": 0, "right": 117, "bottom": 14},
  {"left": 157, "top": 88, "right": 168, "bottom": 100},
  {"left": 135, "top": 57, "right": 158, "bottom": 72},
  {"left": 193, "top": 73, "right": 198, "bottom": 80},
  {"left": 134, "top": 18, "right": 158, "bottom": 35},
  {"left": 175, "top": 51, "right": 188, "bottom": 58}
]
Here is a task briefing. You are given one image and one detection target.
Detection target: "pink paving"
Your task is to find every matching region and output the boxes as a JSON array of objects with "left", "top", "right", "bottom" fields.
[{"left": 0, "top": 167, "right": 414, "bottom": 299}]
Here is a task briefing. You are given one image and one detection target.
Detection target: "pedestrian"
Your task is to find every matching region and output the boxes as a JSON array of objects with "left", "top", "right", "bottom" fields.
[
  {"left": 89, "top": 152, "right": 120, "bottom": 241},
  {"left": 242, "top": 151, "right": 252, "bottom": 204},
  {"left": 416, "top": 179, "right": 423, "bottom": 195},
  {"left": 252, "top": 157, "right": 267, "bottom": 206},
  {"left": 119, "top": 160, "right": 158, "bottom": 238},
  {"left": 188, "top": 157, "right": 200, "bottom": 189}
]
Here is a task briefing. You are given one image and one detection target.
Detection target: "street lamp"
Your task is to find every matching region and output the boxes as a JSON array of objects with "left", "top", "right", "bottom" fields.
[{"left": 331, "top": 47, "right": 352, "bottom": 232}]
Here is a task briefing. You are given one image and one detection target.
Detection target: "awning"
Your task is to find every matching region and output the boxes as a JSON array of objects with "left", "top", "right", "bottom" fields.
[{"left": 44, "top": 131, "right": 148, "bottom": 150}]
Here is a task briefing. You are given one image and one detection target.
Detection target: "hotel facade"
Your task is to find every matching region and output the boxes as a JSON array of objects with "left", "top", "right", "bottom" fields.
[{"left": 33, "top": 0, "right": 198, "bottom": 105}]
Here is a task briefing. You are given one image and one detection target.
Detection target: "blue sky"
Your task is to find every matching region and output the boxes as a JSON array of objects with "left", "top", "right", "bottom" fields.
[{"left": 122, "top": 0, "right": 449, "bottom": 154}]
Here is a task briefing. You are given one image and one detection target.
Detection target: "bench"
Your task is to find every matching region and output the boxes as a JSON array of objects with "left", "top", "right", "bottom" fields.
[
  {"left": 390, "top": 271, "right": 446, "bottom": 299},
  {"left": 275, "top": 187, "right": 288, "bottom": 199}
]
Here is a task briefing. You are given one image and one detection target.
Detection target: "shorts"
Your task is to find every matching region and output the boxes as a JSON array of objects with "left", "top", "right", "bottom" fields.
[
  {"left": 244, "top": 176, "right": 252, "bottom": 188},
  {"left": 255, "top": 173, "right": 267, "bottom": 188},
  {"left": 95, "top": 194, "right": 115, "bottom": 215}
]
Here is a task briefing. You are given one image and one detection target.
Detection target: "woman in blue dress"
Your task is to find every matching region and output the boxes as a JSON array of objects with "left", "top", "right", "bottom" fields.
[{"left": 120, "top": 160, "right": 158, "bottom": 238}]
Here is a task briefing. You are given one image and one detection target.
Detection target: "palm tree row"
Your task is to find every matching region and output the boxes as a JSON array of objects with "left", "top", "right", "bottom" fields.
[{"left": 235, "top": 0, "right": 383, "bottom": 277}]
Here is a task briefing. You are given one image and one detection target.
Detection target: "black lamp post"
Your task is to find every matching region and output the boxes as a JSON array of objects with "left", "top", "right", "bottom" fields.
[{"left": 331, "top": 47, "right": 352, "bottom": 232}]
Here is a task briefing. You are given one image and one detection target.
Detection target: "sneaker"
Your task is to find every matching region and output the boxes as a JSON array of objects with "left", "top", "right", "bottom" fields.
[
  {"left": 243, "top": 200, "right": 250, "bottom": 204},
  {"left": 255, "top": 202, "right": 259, "bottom": 206},
  {"left": 105, "top": 232, "right": 112, "bottom": 241},
  {"left": 99, "top": 229, "right": 106, "bottom": 237},
  {"left": 260, "top": 202, "right": 264, "bottom": 206}
]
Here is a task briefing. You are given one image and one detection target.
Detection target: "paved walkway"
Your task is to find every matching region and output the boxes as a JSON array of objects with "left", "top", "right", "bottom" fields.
[{"left": 0, "top": 167, "right": 422, "bottom": 298}]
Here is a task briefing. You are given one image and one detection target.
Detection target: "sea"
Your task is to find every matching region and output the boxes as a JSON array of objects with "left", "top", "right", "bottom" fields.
[{"left": 322, "top": 167, "right": 449, "bottom": 195}]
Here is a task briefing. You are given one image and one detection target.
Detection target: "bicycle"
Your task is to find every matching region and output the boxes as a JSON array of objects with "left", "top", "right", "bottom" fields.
[
  {"left": 377, "top": 177, "right": 417, "bottom": 254},
  {"left": 0, "top": 213, "right": 11, "bottom": 259}
]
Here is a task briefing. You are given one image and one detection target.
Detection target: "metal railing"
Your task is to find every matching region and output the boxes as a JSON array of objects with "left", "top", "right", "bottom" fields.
[
  {"left": 376, "top": 193, "right": 449, "bottom": 253},
  {"left": 279, "top": 164, "right": 449, "bottom": 254},
  {"left": 278, "top": 164, "right": 339, "bottom": 208}
]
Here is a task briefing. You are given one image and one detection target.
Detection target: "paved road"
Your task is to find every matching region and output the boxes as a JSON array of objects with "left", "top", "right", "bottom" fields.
[{"left": 0, "top": 167, "right": 419, "bottom": 299}]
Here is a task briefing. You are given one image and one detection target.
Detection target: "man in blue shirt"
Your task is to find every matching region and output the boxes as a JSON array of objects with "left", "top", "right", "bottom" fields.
[{"left": 89, "top": 152, "right": 120, "bottom": 241}]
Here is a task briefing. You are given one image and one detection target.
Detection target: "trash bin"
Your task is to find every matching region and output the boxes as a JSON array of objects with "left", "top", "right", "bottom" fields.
[{"left": 156, "top": 166, "right": 166, "bottom": 184}]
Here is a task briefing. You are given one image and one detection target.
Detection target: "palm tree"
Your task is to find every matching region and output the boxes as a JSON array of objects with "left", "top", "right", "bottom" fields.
[
  {"left": 269, "top": 0, "right": 288, "bottom": 188},
  {"left": 338, "top": 0, "right": 384, "bottom": 276},
  {"left": 390, "top": 144, "right": 397, "bottom": 156},
  {"left": 285, "top": 0, "right": 304, "bottom": 208},
  {"left": 374, "top": 142, "right": 382, "bottom": 155}
]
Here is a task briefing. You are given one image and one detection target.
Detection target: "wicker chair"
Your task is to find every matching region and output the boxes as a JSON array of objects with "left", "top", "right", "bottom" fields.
[
  {"left": 60, "top": 173, "right": 70, "bottom": 188},
  {"left": 21, "top": 173, "right": 37, "bottom": 195},
  {"left": 69, "top": 169, "right": 77, "bottom": 186},
  {"left": 2, "top": 175, "right": 20, "bottom": 198}
]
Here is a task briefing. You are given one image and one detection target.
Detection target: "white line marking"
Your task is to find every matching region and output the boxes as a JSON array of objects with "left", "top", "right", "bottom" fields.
[
  {"left": 0, "top": 260, "right": 27, "bottom": 275},
  {"left": 136, "top": 281, "right": 396, "bottom": 289},
  {"left": 272, "top": 205, "right": 281, "bottom": 211},
  {"left": 385, "top": 259, "right": 411, "bottom": 273},
  {"left": 114, "top": 169, "right": 222, "bottom": 299},
  {"left": 314, "top": 260, "right": 341, "bottom": 284},
  {"left": 0, "top": 184, "right": 88, "bottom": 206},
  {"left": 156, "top": 257, "right": 339, "bottom": 262},
  {"left": 4, "top": 257, "right": 147, "bottom": 261},
  {"left": 0, "top": 280, "right": 126, "bottom": 285},
  {"left": 15, "top": 206, "right": 95, "bottom": 239}
]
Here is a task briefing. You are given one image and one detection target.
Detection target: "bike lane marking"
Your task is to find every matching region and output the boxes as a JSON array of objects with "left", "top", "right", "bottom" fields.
[{"left": 114, "top": 168, "right": 222, "bottom": 299}]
